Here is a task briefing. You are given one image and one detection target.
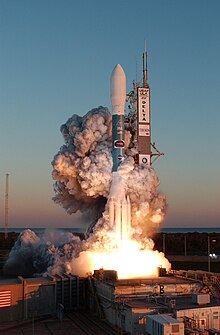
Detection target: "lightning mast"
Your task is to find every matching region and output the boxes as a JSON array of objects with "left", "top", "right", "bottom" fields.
[
  {"left": 4, "top": 173, "right": 9, "bottom": 240},
  {"left": 143, "top": 40, "right": 148, "bottom": 88}
]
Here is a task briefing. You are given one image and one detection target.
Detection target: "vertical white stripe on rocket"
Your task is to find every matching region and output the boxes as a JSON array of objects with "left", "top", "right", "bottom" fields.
[
  {"left": 109, "top": 197, "right": 115, "bottom": 228},
  {"left": 115, "top": 199, "right": 122, "bottom": 251},
  {"left": 121, "top": 196, "right": 128, "bottom": 248},
  {"left": 127, "top": 196, "right": 131, "bottom": 239}
]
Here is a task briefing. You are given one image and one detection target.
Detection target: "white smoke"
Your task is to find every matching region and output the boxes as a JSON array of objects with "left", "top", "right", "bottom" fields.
[
  {"left": 52, "top": 107, "right": 112, "bottom": 219},
  {"left": 52, "top": 106, "right": 166, "bottom": 238},
  {"left": 4, "top": 106, "right": 169, "bottom": 277},
  {"left": 4, "top": 229, "right": 81, "bottom": 277}
]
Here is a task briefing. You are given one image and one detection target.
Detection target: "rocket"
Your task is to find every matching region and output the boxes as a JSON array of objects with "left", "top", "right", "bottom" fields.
[
  {"left": 110, "top": 64, "right": 131, "bottom": 250},
  {"left": 110, "top": 64, "right": 126, "bottom": 171}
]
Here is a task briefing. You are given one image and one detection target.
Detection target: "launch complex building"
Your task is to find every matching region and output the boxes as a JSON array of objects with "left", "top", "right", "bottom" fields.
[{"left": 1, "top": 269, "right": 220, "bottom": 335}]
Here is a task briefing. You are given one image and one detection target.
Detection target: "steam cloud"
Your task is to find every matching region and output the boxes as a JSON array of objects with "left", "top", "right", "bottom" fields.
[
  {"left": 52, "top": 106, "right": 166, "bottom": 237},
  {"left": 4, "top": 229, "right": 82, "bottom": 277},
  {"left": 4, "top": 106, "right": 169, "bottom": 277}
]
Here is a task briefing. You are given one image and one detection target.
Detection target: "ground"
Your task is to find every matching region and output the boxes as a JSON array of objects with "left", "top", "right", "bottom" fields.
[{"left": 0, "top": 311, "right": 120, "bottom": 335}]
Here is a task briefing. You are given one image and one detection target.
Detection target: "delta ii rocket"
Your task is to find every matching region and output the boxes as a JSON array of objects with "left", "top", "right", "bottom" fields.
[{"left": 110, "top": 64, "right": 131, "bottom": 250}]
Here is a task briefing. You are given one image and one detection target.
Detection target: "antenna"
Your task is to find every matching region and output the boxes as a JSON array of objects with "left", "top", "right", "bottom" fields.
[
  {"left": 143, "top": 40, "right": 148, "bottom": 88},
  {"left": 135, "top": 56, "right": 138, "bottom": 84},
  {"left": 4, "top": 173, "right": 9, "bottom": 240}
]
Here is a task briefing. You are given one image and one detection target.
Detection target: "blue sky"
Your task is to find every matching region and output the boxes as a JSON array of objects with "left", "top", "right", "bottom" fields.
[{"left": 0, "top": 0, "right": 219, "bottom": 228}]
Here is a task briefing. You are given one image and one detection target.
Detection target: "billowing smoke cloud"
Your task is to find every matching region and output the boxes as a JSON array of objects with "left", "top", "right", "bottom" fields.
[
  {"left": 52, "top": 106, "right": 166, "bottom": 238},
  {"left": 4, "top": 229, "right": 82, "bottom": 277},
  {"left": 51, "top": 107, "right": 112, "bottom": 222},
  {"left": 4, "top": 106, "right": 169, "bottom": 278}
]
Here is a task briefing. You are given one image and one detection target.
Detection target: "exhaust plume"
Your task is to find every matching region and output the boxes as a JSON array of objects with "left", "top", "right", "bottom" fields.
[
  {"left": 52, "top": 106, "right": 166, "bottom": 239},
  {"left": 4, "top": 106, "right": 170, "bottom": 278}
]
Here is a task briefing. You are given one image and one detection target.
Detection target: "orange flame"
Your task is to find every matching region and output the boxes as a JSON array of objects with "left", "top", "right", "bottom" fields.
[{"left": 91, "top": 237, "right": 171, "bottom": 279}]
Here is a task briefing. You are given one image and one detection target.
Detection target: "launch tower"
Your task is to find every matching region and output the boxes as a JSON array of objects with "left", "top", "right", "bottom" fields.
[{"left": 126, "top": 45, "right": 164, "bottom": 166}]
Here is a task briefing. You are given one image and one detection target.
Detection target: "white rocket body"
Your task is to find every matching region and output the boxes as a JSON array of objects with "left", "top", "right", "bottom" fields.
[
  {"left": 110, "top": 64, "right": 126, "bottom": 115},
  {"left": 110, "top": 64, "right": 126, "bottom": 172}
]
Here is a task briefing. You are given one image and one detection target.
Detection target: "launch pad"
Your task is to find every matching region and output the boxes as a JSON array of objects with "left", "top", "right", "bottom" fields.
[
  {"left": 91, "top": 269, "right": 220, "bottom": 334},
  {"left": 1, "top": 269, "right": 220, "bottom": 334}
]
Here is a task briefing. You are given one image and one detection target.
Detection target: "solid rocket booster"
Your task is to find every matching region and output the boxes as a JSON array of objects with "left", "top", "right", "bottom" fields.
[
  {"left": 110, "top": 64, "right": 126, "bottom": 171},
  {"left": 109, "top": 195, "right": 131, "bottom": 251}
]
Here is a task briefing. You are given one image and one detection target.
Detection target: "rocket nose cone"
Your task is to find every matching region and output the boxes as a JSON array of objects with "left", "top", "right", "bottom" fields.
[
  {"left": 113, "top": 63, "right": 124, "bottom": 73},
  {"left": 110, "top": 64, "right": 126, "bottom": 111},
  {"left": 111, "top": 64, "right": 126, "bottom": 81}
]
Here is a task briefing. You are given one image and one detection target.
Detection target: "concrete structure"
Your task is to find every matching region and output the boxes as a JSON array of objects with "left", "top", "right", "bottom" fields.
[
  {"left": 90, "top": 271, "right": 220, "bottom": 335},
  {"left": 0, "top": 275, "right": 86, "bottom": 322},
  {"left": 192, "top": 293, "right": 210, "bottom": 305},
  {"left": 146, "top": 314, "right": 184, "bottom": 335},
  {"left": 1, "top": 270, "right": 220, "bottom": 334},
  {"left": 176, "top": 301, "right": 220, "bottom": 330}
]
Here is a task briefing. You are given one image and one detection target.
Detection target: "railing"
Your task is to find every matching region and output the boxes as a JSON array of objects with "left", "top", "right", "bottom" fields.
[{"left": 170, "top": 269, "right": 220, "bottom": 302}]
